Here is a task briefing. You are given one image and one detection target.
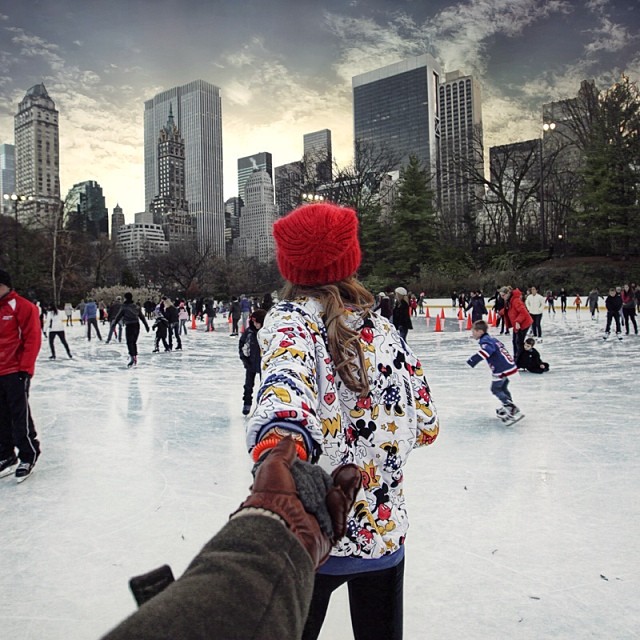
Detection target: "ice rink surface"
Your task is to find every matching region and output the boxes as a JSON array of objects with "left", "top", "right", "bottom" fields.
[{"left": 1, "top": 303, "right": 638, "bottom": 639}]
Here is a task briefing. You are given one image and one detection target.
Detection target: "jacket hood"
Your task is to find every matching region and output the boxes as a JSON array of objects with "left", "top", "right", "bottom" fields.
[{"left": 511, "top": 288, "right": 523, "bottom": 300}]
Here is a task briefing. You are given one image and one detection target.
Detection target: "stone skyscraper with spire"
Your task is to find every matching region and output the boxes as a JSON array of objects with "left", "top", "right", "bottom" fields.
[
  {"left": 149, "top": 105, "right": 195, "bottom": 245},
  {"left": 14, "top": 83, "right": 61, "bottom": 227}
]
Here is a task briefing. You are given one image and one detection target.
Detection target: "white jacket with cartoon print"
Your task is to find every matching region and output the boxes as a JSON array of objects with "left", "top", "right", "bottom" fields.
[{"left": 246, "top": 297, "right": 439, "bottom": 561}]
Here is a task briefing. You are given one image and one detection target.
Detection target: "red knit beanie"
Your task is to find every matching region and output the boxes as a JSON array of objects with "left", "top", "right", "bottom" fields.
[{"left": 273, "top": 203, "right": 361, "bottom": 286}]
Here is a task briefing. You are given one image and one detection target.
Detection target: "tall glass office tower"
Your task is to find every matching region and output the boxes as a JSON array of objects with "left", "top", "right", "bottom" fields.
[
  {"left": 144, "top": 80, "right": 224, "bottom": 255},
  {"left": 352, "top": 54, "right": 442, "bottom": 176}
]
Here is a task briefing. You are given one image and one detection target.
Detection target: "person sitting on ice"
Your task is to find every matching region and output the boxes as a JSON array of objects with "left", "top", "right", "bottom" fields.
[{"left": 517, "top": 338, "right": 549, "bottom": 373}]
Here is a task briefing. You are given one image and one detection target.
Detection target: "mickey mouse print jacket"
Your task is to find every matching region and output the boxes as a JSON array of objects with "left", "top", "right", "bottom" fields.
[{"left": 246, "top": 297, "right": 439, "bottom": 561}]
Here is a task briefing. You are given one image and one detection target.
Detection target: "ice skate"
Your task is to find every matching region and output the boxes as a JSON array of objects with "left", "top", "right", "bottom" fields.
[
  {"left": 0, "top": 456, "right": 18, "bottom": 478},
  {"left": 617, "top": 333, "right": 623, "bottom": 341},
  {"left": 502, "top": 405, "right": 524, "bottom": 425},
  {"left": 15, "top": 460, "right": 36, "bottom": 483},
  {"left": 602, "top": 332, "right": 610, "bottom": 340}
]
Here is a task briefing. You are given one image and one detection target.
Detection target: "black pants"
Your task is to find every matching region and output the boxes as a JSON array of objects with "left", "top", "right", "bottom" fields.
[
  {"left": 512, "top": 328, "right": 529, "bottom": 365},
  {"left": 125, "top": 323, "right": 140, "bottom": 357},
  {"left": 87, "top": 318, "right": 102, "bottom": 341},
  {"left": 167, "top": 323, "right": 182, "bottom": 349},
  {"left": 302, "top": 559, "right": 405, "bottom": 640},
  {"left": 622, "top": 308, "right": 638, "bottom": 334},
  {"left": 107, "top": 321, "right": 123, "bottom": 343},
  {"left": 232, "top": 317, "right": 240, "bottom": 334},
  {"left": 0, "top": 373, "right": 40, "bottom": 465},
  {"left": 243, "top": 370, "right": 258, "bottom": 406},
  {"left": 49, "top": 331, "right": 71, "bottom": 358},
  {"left": 531, "top": 314, "right": 542, "bottom": 337},
  {"left": 605, "top": 312, "right": 621, "bottom": 334}
]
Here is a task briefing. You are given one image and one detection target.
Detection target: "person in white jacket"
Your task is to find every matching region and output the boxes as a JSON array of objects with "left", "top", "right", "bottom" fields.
[
  {"left": 45, "top": 303, "right": 73, "bottom": 359},
  {"left": 525, "top": 286, "right": 545, "bottom": 339},
  {"left": 246, "top": 203, "right": 439, "bottom": 640}
]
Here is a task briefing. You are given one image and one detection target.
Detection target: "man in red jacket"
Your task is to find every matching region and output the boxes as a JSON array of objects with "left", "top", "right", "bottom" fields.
[
  {"left": 499, "top": 286, "right": 533, "bottom": 367},
  {"left": 0, "top": 269, "right": 42, "bottom": 483}
]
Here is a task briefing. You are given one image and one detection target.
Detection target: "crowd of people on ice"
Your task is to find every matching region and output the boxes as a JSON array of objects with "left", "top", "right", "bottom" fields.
[{"left": 2, "top": 199, "right": 640, "bottom": 639}]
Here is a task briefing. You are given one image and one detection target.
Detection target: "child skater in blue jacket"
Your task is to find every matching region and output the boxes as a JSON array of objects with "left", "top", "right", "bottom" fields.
[{"left": 467, "top": 319, "right": 524, "bottom": 424}]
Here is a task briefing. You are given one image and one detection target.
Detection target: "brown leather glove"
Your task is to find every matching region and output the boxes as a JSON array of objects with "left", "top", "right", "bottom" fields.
[{"left": 233, "top": 437, "right": 361, "bottom": 568}]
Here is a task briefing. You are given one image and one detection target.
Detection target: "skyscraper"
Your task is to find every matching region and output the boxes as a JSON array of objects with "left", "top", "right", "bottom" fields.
[
  {"left": 438, "top": 70, "right": 484, "bottom": 243},
  {"left": 149, "top": 105, "right": 195, "bottom": 245},
  {"left": 274, "top": 161, "right": 303, "bottom": 217},
  {"left": 237, "top": 152, "right": 273, "bottom": 204},
  {"left": 111, "top": 203, "right": 125, "bottom": 240},
  {"left": 352, "top": 54, "right": 443, "bottom": 176},
  {"left": 0, "top": 143, "right": 15, "bottom": 215},
  {"left": 63, "top": 180, "right": 108, "bottom": 238},
  {"left": 14, "top": 83, "right": 61, "bottom": 227},
  {"left": 144, "top": 80, "right": 223, "bottom": 255},
  {"left": 237, "top": 170, "right": 277, "bottom": 262},
  {"left": 303, "top": 129, "right": 332, "bottom": 184}
]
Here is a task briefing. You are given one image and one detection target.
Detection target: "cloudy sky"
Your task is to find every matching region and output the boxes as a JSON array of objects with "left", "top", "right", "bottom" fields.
[{"left": 0, "top": 0, "right": 637, "bottom": 222}]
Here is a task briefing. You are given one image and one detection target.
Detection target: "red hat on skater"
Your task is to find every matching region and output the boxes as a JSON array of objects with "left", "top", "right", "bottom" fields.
[{"left": 272, "top": 203, "right": 361, "bottom": 286}]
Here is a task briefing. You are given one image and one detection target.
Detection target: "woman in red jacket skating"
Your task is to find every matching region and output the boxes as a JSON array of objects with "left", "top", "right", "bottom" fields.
[{"left": 499, "top": 286, "right": 533, "bottom": 365}]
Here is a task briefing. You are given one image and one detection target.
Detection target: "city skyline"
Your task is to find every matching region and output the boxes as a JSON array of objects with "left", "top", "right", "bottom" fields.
[{"left": 0, "top": 0, "right": 637, "bottom": 222}]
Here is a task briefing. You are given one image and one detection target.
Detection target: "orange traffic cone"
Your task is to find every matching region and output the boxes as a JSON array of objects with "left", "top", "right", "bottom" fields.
[
  {"left": 434, "top": 315, "right": 443, "bottom": 332},
  {"left": 493, "top": 311, "right": 499, "bottom": 327},
  {"left": 425, "top": 306, "right": 431, "bottom": 319},
  {"left": 191, "top": 314, "right": 196, "bottom": 330},
  {"left": 457, "top": 308, "right": 463, "bottom": 320},
  {"left": 440, "top": 308, "right": 445, "bottom": 319},
  {"left": 466, "top": 314, "right": 472, "bottom": 330}
]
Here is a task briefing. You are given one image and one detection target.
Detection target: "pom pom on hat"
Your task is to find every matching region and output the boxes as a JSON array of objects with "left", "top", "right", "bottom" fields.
[{"left": 273, "top": 203, "right": 361, "bottom": 286}]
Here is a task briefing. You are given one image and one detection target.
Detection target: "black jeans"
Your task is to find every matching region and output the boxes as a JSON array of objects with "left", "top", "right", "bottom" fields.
[
  {"left": 125, "top": 323, "right": 140, "bottom": 357},
  {"left": 167, "top": 323, "right": 182, "bottom": 349},
  {"left": 49, "top": 331, "right": 72, "bottom": 358},
  {"left": 622, "top": 308, "right": 637, "bottom": 334},
  {"left": 512, "top": 328, "right": 529, "bottom": 365},
  {"left": 87, "top": 317, "right": 102, "bottom": 340},
  {"left": 605, "top": 311, "right": 621, "bottom": 334},
  {"left": 243, "top": 370, "right": 258, "bottom": 406},
  {"left": 0, "top": 373, "right": 40, "bottom": 465},
  {"left": 302, "top": 559, "right": 405, "bottom": 640},
  {"left": 531, "top": 314, "right": 542, "bottom": 337}
]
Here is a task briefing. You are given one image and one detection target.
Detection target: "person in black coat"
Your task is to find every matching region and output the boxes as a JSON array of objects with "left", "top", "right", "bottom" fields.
[
  {"left": 392, "top": 286, "right": 413, "bottom": 340},
  {"left": 111, "top": 293, "right": 150, "bottom": 367},
  {"left": 517, "top": 338, "right": 549, "bottom": 373},
  {"left": 466, "top": 291, "right": 488, "bottom": 323},
  {"left": 239, "top": 309, "right": 266, "bottom": 415},
  {"left": 604, "top": 287, "right": 623, "bottom": 337}
]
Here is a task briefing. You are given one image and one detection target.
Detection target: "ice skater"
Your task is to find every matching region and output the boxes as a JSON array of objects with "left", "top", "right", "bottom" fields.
[
  {"left": 111, "top": 292, "right": 150, "bottom": 366},
  {"left": 586, "top": 288, "right": 602, "bottom": 320},
  {"left": 246, "top": 202, "right": 439, "bottom": 640},
  {"left": 573, "top": 294, "right": 582, "bottom": 313},
  {"left": 518, "top": 338, "right": 549, "bottom": 373},
  {"left": 45, "top": 303, "right": 72, "bottom": 359},
  {"left": 238, "top": 309, "right": 266, "bottom": 415},
  {"left": 0, "top": 269, "right": 42, "bottom": 483},
  {"left": 83, "top": 298, "right": 102, "bottom": 341},
  {"left": 498, "top": 285, "right": 533, "bottom": 365},
  {"left": 621, "top": 284, "right": 638, "bottom": 335},
  {"left": 151, "top": 309, "right": 170, "bottom": 353},
  {"left": 603, "top": 287, "right": 623, "bottom": 340},
  {"left": 467, "top": 319, "right": 523, "bottom": 424}
]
